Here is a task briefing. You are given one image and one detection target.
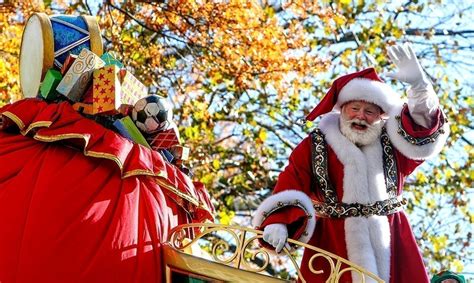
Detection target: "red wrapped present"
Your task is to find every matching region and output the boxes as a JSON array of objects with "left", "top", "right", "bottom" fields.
[
  {"left": 60, "top": 54, "right": 77, "bottom": 75},
  {"left": 169, "top": 145, "right": 190, "bottom": 161},
  {"left": 81, "top": 85, "right": 93, "bottom": 104},
  {"left": 148, "top": 124, "right": 180, "bottom": 150}
]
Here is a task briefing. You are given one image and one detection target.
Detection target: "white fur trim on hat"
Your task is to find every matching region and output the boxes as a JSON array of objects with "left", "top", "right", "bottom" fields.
[
  {"left": 335, "top": 78, "right": 402, "bottom": 114},
  {"left": 252, "top": 190, "right": 316, "bottom": 244}
]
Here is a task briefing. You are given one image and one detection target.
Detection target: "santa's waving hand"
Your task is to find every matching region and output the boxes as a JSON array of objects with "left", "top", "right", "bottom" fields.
[{"left": 386, "top": 43, "right": 439, "bottom": 128}]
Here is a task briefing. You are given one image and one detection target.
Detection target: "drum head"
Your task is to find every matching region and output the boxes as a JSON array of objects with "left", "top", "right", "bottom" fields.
[{"left": 20, "top": 13, "right": 54, "bottom": 98}]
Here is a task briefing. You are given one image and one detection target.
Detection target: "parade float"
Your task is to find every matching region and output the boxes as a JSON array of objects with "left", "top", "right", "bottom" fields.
[{"left": 0, "top": 13, "right": 383, "bottom": 282}]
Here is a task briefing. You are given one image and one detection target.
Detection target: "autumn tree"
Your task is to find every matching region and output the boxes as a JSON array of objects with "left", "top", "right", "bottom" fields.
[{"left": 0, "top": 0, "right": 472, "bottom": 279}]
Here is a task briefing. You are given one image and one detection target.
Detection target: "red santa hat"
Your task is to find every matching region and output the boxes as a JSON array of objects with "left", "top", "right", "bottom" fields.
[{"left": 306, "top": 67, "right": 401, "bottom": 121}]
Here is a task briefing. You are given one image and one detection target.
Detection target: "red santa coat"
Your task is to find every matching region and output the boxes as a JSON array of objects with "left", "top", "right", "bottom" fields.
[{"left": 253, "top": 104, "right": 448, "bottom": 283}]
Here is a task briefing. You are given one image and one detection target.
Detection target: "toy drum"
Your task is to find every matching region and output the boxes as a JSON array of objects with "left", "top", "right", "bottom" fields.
[{"left": 20, "top": 13, "right": 103, "bottom": 98}]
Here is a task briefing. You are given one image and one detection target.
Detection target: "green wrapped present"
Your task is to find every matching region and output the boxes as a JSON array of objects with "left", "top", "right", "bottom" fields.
[
  {"left": 39, "top": 69, "right": 62, "bottom": 100},
  {"left": 100, "top": 52, "right": 124, "bottom": 68},
  {"left": 113, "top": 116, "right": 150, "bottom": 149}
]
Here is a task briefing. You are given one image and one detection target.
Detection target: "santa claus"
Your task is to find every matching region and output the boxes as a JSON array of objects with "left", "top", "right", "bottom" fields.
[{"left": 252, "top": 43, "right": 449, "bottom": 283}]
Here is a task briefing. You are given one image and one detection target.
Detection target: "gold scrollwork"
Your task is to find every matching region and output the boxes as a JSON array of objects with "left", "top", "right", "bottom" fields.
[{"left": 167, "top": 223, "right": 384, "bottom": 283}]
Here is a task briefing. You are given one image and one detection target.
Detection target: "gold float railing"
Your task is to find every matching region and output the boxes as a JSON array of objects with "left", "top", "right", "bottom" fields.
[{"left": 167, "top": 223, "right": 384, "bottom": 283}]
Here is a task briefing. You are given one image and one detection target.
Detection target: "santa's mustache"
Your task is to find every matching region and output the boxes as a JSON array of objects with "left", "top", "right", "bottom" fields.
[{"left": 349, "top": 119, "right": 370, "bottom": 129}]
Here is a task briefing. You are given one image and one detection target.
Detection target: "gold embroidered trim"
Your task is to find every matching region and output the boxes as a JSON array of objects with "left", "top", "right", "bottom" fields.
[
  {"left": 312, "top": 196, "right": 407, "bottom": 218},
  {"left": 395, "top": 104, "right": 448, "bottom": 146}
]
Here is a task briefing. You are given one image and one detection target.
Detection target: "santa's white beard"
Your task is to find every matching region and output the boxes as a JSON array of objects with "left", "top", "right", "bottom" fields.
[{"left": 339, "top": 113, "right": 384, "bottom": 146}]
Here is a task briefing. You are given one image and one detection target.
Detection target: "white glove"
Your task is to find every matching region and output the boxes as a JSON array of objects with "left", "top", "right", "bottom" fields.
[
  {"left": 263, "top": 223, "right": 288, "bottom": 253},
  {"left": 385, "top": 43, "right": 430, "bottom": 91},
  {"left": 386, "top": 43, "right": 439, "bottom": 128}
]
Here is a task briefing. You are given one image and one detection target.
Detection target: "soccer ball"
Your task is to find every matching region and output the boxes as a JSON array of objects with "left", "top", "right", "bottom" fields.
[{"left": 131, "top": 95, "right": 173, "bottom": 134}]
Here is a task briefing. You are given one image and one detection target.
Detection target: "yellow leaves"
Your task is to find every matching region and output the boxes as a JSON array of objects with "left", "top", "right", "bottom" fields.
[
  {"left": 426, "top": 197, "right": 436, "bottom": 210},
  {"left": 450, "top": 259, "right": 464, "bottom": 273},
  {"left": 416, "top": 172, "right": 428, "bottom": 185},
  {"left": 263, "top": 6, "right": 275, "bottom": 18},
  {"left": 258, "top": 128, "right": 267, "bottom": 142},
  {"left": 333, "top": 13, "right": 346, "bottom": 26},
  {"left": 392, "top": 27, "right": 404, "bottom": 39},
  {"left": 445, "top": 168, "right": 454, "bottom": 179},
  {"left": 372, "top": 17, "right": 384, "bottom": 34},
  {"left": 340, "top": 49, "right": 353, "bottom": 67},
  {"left": 212, "top": 159, "right": 220, "bottom": 170},
  {"left": 217, "top": 210, "right": 235, "bottom": 225},
  {"left": 469, "top": 164, "right": 474, "bottom": 182},
  {"left": 0, "top": 12, "right": 22, "bottom": 104},
  {"left": 200, "top": 172, "right": 214, "bottom": 186},
  {"left": 431, "top": 235, "right": 448, "bottom": 253},
  {"left": 209, "top": 71, "right": 223, "bottom": 86},
  {"left": 184, "top": 125, "right": 200, "bottom": 140}
]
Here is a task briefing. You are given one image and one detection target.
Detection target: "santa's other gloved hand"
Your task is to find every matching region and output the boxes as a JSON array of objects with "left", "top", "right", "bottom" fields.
[
  {"left": 263, "top": 223, "right": 288, "bottom": 253},
  {"left": 385, "top": 43, "right": 432, "bottom": 92}
]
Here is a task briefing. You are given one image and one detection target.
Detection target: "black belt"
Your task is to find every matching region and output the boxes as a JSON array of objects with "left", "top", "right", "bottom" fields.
[{"left": 312, "top": 196, "right": 407, "bottom": 218}]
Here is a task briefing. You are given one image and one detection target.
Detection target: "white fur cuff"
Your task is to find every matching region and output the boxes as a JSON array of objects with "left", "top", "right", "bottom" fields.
[
  {"left": 252, "top": 190, "right": 316, "bottom": 243},
  {"left": 386, "top": 104, "right": 449, "bottom": 160}
]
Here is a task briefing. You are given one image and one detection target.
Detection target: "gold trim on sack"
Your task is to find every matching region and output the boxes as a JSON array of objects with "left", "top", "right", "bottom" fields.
[
  {"left": 2, "top": 111, "right": 25, "bottom": 130},
  {"left": 155, "top": 178, "right": 214, "bottom": 218},
  {"left": 155, "top": 178, "right": 200, "bottom": 207},
  {"left": 123, "top": 169, "right": 167, "bottom": 179},
  {"left": 166, "top": 223, "right": 384, "bottom": 283},
  {"left": 23, "top": 121, "right": 53, "bottom": 135}
]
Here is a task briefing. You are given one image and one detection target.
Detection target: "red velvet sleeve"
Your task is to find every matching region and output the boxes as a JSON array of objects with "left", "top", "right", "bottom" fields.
[
  {"left": 260, "top": 206, "right": 308, "bottom": 241},
  {"left": 255, "top": 137, "right": 316, "bottom": 249},
  {"left": 397, "top": 105, "right": 444, "bottom": 176},
  {"left": 400, "top": 105, "right": 442, "bottom": 138},
  {"left": 274, "top": 136, "right": 313, "bottom": 196}
]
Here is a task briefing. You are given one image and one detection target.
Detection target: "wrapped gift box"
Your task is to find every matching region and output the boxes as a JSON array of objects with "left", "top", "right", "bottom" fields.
[
  {"left": 113, "top": 116, "right": 150, "bottom": 149},
  {"left": 92, "top": 65, "right": 148, "bottom": 115},
  {"left": 60, "top": 54, "right": 78, "bottom": 75},
  {"left": 39, "top": 69, "right": 62, "bottom": 100},
  {"left": 56, "top": 48, "right": 105, "bottom": 102},
  {"left": 81, "top": 85, "right": 93, "bottom": 104},
  {"left": 160, "top": 149, "right": 174, "bottom": 163},
  {"left": 148, "top": 124, "right": 180, "bottom": 150},
  {"left": 72, "top": 102, "right": 94, "bottom": 115},
  {"left": 100, "top": 52, "right": 124, "bottom": 68},
  {"left": 168, "top": 145, "right": 190, "bottom": 161}
]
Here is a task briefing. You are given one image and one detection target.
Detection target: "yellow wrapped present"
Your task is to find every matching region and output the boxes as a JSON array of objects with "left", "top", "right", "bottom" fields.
[{"left": 92, "top": 65, "right": 148, "bottom": 114}]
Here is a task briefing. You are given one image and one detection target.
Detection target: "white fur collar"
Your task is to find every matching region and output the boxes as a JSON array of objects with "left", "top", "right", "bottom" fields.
[
  {"left": 319, "top": 112, "right": 389, "bottom": 203},
  {"left": 318, "top": 112, "right": 391, "bottom": 282}
]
